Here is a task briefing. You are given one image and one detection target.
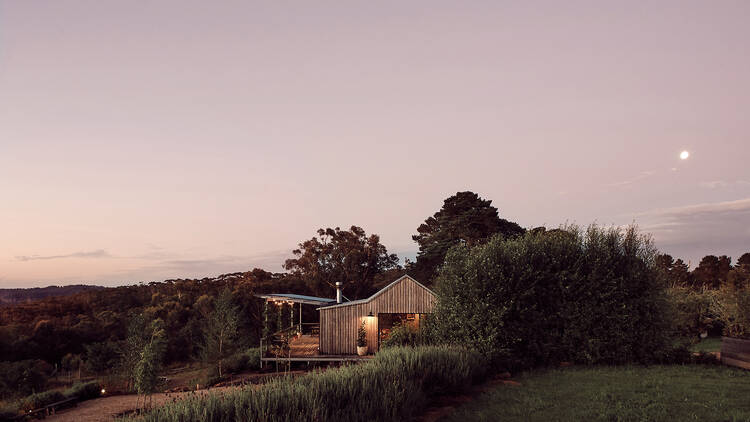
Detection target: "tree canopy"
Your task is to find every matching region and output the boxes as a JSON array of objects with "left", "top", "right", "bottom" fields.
[
  {"left": 284, "top": 226, "right": 400, "bottom": 299},
  {"left": 410, "top": 191, "right": 524, "bottom": 283}
]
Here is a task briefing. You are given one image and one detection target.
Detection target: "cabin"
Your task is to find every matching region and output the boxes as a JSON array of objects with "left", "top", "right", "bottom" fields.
[{"left": 257, "top": 275, "right": 435, "bottom": 364}]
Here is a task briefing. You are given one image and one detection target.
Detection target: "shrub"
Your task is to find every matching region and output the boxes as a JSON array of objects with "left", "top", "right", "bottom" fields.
[
  {"left": 381, "top": 322, "right": 423, "bottom": 348},
  {"left": 0, "top": 359, "right": 50, "bottom": 398},
  {"left": 0, "top": 402, "right": 18, "bottom": 421},
  {"left": 357, "top": 321, "right": 367, "bottom": 347},
  {"left": 219, "top": 348, "right": 261, "bottom": 375},
  {"left": 712, "top": 285, "right": 750, "bottom": 339},
  {"left": 667, "top": 287, "right": 718, "bottom": 340},
  {"left": 129, "top": 346, "right": 485, "bottom": 422},
  {"left": 64, "top": 381, "right": 102, "bottom": 401},
  {"left": 18, "top": 390, "right": 65, "bottom": 411},
  {"left": 429, "top": 225, "right": 675, "bottom": 369},
  {"left": 244, "top": 348, "right": 260, "bottom": 370}
]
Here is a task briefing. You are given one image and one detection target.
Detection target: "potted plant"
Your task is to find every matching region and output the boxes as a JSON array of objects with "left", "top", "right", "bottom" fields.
[{"left": 357, "top": 320, "right": 368, "bottom": 356}]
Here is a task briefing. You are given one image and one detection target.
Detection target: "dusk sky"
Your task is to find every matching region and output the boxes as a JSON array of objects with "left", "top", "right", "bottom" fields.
[{"left": 1, "top": 1, "right": 748, "bottom": 287}]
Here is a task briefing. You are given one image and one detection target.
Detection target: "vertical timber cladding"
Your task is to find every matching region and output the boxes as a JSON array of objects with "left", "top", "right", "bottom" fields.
[{"left": 318, "top": 275, "right": 436, "bottom": 355}]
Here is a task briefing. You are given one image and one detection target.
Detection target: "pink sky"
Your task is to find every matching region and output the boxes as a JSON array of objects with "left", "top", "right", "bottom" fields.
[{"left": 1, "top": 1, "right": 749, "bottom": 287}]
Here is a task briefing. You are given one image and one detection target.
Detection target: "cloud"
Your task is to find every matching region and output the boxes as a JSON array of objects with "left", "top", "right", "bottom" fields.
[
  {"left": 606, "top": 170, "right": 656, "bottom": 188},
  {"left": 15, "top": 249, "right": 111, "bottom": 262},
  {"left": 699, "top": 180, "right": 750, "bottom": 189},
  {"left": 699, "top": 180, "right": 729, "bottom": 189},
  {"left": 635, "top": 198, "right": 750, "bottom": 263}
]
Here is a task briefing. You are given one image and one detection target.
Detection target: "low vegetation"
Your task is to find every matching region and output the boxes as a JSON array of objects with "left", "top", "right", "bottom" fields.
[
  {"left": 0, "top": 381, "right": 101, "bottom": 420},
  {"left": 128, "top": 346, "right": 486, "bottom": 422},
  {"left": 441, "top": 365, "right": 750, "bottom": 422}
]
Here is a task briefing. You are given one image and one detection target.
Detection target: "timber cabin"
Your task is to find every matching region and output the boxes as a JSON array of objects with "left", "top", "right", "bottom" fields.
[{"left": 257, "top": 275, "right": 435, "bottom": 364}]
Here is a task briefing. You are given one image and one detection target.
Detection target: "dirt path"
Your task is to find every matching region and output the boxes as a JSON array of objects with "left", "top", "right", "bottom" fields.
[
  {"left": 47, "top": 370, "right": 311, "bottom": 422},
  {"left": 47, "top": 387, "right": 240, "bottom": 422}
]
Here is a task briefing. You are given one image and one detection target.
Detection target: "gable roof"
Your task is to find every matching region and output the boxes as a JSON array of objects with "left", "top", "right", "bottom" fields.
[{"left": 317, "top": 275, "right": 434, "bottom": 310}]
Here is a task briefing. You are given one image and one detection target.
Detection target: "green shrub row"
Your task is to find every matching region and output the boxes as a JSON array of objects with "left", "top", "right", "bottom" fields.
[
  {"left": 2, "top": 381, "right": 102, "bottom": 419},
  {"left": 130, "top": 346, "right": 486, "bottom": 422},
  {"left": 429, "top": 225, "right": 677, "bottom": 369}
]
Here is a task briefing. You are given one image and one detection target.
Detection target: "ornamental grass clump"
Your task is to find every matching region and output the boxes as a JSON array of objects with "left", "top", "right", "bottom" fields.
[{"left": 127, "top": 346, "right": 485, "bottom": 422}]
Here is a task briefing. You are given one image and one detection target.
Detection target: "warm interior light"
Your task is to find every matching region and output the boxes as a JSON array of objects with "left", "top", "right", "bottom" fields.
[
  {"left": 101, "top": 388, "right": 106, "bottom": 394},
  {"left": 367, "top": 311, "right": 374, "bottom": 318}
]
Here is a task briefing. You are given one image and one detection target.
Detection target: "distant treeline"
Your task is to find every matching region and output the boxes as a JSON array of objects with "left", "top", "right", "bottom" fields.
[
  {"left": 0, "top": 285, "right": 104, "bottom": 306},
  {"left": 656, "top": 253, "right": 750, "bottom": 290}
]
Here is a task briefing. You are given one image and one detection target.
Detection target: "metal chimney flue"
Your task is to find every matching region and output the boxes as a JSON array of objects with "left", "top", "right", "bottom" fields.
[{"left": 335, "top": 282, "right": 343, "bottom": 304}]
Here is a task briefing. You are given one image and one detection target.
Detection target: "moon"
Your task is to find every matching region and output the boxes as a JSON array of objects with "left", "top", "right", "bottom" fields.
[{"left": 680, "top": 150, "right": 689, "bottom": 160}]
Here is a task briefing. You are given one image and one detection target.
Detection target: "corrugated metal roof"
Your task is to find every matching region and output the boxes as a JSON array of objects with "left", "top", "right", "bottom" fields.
[{"left": 256, "top": 293, "right": 336, "bottom": 306}]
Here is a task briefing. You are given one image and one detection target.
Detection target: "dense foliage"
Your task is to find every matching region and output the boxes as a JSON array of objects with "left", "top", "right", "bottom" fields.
[
  {"left": 667, "top": 287, "right": 716, "bottom": 339},
  {"left": 429, "top": 225, "right": 674, "bottom": 369},
  {"left": 129, "top": 346, "right": 486, "bottom": 422},
  {"left": 0, "top": 269, "right": 303, "bottom": 371},
  {"left": 410, "top": 191, "right": 525, "bottom": 283},
  {"left": 656, "top": 252, "right": 750, "bottom": 290},
  {"left": 284, "top": 226, "right": 401, "bottom": 299},
  {"left": 712, "top": 285, "right": 750, "bottom": 339}
]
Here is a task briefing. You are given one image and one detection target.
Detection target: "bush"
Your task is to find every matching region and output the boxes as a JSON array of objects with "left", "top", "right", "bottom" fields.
[
  {"left": 428, "top": 225, "right": 675, "bottom": 369},
  {"left": 244, "top": 348, "right": 260, "bottom": 370},
  {"left": 381, "top": 322, "right": 424, "bottom": 348},
  {"left": 64, "top": 381, "right": 102, "bottom": 401},
  {"left": 0, "top": 402, "right": 18, "bottom": 421},
  {"left": 0, "top": 359, "right": 50, "bottom": 398},
  {"left": 219, "top": 348, "right": 261, "bottom": 375},
  {"left": 130, "top": 346, "right": 486, "bottom": 422},
  {"left": 667, "top": 287, "right": 717, "bottom": 340},
  {"left": 712, "top": 285, "right": 750, "bottom": 339},
  {"left": 18, "top": 390, "right": 65, "bottom": 411}
]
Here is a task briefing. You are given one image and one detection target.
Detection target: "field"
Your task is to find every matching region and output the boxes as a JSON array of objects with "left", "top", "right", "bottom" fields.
[{"left": 440, "top": 365, "right": 750, "bottom": 422}]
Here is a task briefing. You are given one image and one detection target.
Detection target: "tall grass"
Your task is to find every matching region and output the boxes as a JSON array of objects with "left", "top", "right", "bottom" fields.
[{"left": 129, "top": 346, "right": 486, "bottom": 422}]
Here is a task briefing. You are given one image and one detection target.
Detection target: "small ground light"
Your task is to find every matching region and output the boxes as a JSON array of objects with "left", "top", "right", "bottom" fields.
[{"left": 101, "top": 388, "right": 106, "bottom": 394}]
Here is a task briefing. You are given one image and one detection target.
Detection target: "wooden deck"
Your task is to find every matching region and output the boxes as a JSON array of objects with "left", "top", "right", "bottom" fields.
[{"left": 261, "top": 334, "right": 373, "bottom": 362}]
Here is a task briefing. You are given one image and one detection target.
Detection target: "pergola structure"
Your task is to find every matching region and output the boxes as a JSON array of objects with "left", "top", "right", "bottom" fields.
[{"left": 255, "top": 293, "right": 337, "bottom": 367}]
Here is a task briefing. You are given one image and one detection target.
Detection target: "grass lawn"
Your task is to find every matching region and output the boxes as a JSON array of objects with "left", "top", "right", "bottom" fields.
[
  {"left": 440, "top": 365, "right": 750, "bottom": 422},
  {"left": 690, "top": 336, "right": 722, "bottom": 353}
]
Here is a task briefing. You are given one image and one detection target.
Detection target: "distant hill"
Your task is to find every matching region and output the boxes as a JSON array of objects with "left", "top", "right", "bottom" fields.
[{"left": 0, "top": 285, "right": 106, "bottom": 306}]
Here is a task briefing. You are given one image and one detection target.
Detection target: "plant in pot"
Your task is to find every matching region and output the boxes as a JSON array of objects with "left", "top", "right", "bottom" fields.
[{"left": 357, "top": 320, "right": 368, "bottom": 356}]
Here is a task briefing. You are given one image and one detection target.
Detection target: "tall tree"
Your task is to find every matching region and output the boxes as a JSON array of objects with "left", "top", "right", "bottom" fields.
[
  {"left": 200, "top": 288, "right": 239, "bottom": 378},
  {"left": 410, "top": 191, "right": 524, "bottom": 282},
  {"left": 655, "top": 254, "right": 675, "bottom": 286},
  {"left": 693, "top": 255, "right": 732, "bottom": 289},
  {"left": 671, "top": 259, "right": 693, "bottom": 287},
  {"left": 728, "top": 252, "right": 750, "bottom": 288},
  {"left": 284, "top": 226, "right": 400, "bottom": 299}
]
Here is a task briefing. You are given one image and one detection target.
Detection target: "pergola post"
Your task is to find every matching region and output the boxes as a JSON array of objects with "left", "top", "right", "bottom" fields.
[{"left": 290, "top": 301, "right": 295, "bottom": 330}]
